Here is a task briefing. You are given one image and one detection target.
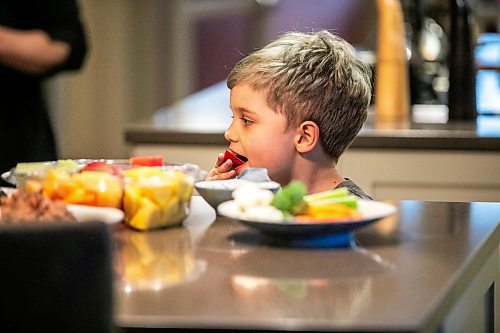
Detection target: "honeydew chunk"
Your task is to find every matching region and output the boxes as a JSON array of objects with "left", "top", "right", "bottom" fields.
[
  {"left": 15, "top": 162, "right": 53, "bottom": 175},
  {"left": 55, "top": 159, "right": 80, "bottom": 172}
]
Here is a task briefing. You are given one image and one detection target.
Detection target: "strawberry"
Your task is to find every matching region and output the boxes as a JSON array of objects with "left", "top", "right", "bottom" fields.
[{"left": 223, "top": 149, "right": 247, "bottom": 168}]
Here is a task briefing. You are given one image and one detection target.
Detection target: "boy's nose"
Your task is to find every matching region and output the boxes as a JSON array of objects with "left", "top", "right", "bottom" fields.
[{"left": 224, "top": 121, "right": 237, "bottom": 142}]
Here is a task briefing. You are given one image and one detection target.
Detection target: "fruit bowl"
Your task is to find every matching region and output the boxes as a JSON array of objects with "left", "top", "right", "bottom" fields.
[
  {"left": 3, "top": 158, "right": 203, "bottom": 230},
  {"left": 2, "top": 159, "right": 206, "bottom": 188},
  {"left": 122, "top": 166, "right": 194, "bottom": 230}
]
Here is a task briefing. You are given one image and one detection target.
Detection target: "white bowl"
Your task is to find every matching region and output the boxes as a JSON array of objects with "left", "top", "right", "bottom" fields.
[{"left": 195, "top": 179, "right": 280, "bottom": 210}]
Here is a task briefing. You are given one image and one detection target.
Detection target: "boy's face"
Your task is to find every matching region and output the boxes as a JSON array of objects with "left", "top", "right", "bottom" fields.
[{"left": 225, "top": 84, "right": 297, "bottom": 184}]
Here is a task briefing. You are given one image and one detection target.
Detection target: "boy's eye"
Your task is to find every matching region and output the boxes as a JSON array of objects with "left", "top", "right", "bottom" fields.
[{"left": 239, "top": 116, "right": 253, "bottom": 126}]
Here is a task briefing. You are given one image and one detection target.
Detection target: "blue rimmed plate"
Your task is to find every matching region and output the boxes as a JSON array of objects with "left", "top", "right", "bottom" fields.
[{"left": 217, "top": 200, "right": 397, "bottom": 247}]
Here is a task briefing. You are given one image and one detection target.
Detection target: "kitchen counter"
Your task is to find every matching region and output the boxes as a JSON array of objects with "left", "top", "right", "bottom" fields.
[
  {"left": 115, "top": 197, "right": 499, "bottom": 333},
  {"left": 124, "top": 82, "right": 500, "bottom": 202},
  {"left": 125, "top": 82, "right": 500, "bottom": 202},
  {"left": 125, "top": 81, "right": 500, "bottom": 151}
]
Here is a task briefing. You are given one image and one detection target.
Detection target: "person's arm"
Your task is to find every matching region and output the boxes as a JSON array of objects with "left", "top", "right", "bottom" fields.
[{"left": 0, "top": 26, "right": 70, "bottom": 75}]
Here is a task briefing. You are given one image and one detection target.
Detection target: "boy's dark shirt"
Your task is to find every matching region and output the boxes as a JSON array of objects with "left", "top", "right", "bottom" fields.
[{"left": 337, "top": 178, "right": 373, "bottom": 200}]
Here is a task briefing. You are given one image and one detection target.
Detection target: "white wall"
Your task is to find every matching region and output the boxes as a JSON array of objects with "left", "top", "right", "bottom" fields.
[
  {"left": 47, "top": 0, "right": 377, "bottom": 160},
  {"left": 48, "top": 0, "right": 165, "bottom": 160}
]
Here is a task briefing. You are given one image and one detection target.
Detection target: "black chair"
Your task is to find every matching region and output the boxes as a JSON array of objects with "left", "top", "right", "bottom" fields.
[{"left": 0, "top": 221, "right": 115, "bottom": 333}]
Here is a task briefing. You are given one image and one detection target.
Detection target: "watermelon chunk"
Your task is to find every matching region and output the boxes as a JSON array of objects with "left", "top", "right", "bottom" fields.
[{"left": 130, "top": 155, "right": 164, "bottom": 167}]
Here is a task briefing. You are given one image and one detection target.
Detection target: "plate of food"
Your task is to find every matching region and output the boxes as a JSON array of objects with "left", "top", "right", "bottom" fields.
[
  {"left": 218, "top": 199, "right": 396, "bottom": 236},
  {"left": 0, "top": 190, "right": 123, "bottom": 225},
  {"left": 217, "top": 181, "right": 397, "bottom": 246}
]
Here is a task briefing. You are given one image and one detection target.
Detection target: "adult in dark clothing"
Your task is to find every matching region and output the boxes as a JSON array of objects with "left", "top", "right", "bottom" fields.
[{"left": 0, "top": 0, "right": 87, "bottom": 185}]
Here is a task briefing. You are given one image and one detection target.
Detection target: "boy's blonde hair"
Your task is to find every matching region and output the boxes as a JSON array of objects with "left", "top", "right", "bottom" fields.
[{"left": 227, "top": 30, "right": 372, "bottom": 163}]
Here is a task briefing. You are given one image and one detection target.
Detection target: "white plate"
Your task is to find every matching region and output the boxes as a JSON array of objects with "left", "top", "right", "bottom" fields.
[
  {"left": 217, "top": 199, "right": 397, "bottom": 238},
  {"left": 67, "top": 204, "right": 124, "bottom": 225},
  {"left": 1, "top": 171, "right": 15, "bottom": 186}
]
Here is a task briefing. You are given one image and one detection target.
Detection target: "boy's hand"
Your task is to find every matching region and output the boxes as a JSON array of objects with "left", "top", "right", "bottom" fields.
[{"left": 205, "top": 153, "right": 237, "bottom": 181}]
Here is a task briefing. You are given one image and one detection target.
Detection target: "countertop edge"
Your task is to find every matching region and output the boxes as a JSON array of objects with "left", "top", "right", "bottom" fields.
[
  {"left": 419, "top": 223, "right": 500, "bottom": 332},
  {"left": 125, "top": 130, "right": 500, "bottom": 151}
]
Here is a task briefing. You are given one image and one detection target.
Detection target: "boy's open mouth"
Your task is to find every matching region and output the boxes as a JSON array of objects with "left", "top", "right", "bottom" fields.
[{"left": 224, "top": 148, "right": 248, "bottom": 167}]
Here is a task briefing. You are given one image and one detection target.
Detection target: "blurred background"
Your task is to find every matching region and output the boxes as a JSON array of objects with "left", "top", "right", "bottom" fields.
[{"left": 46, "top": 0, "right": 498, "bottom": 159}]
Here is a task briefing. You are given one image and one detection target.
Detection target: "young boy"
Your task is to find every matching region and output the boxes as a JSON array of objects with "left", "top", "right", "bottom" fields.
[{"left": 206, "top": 30, "right": 373, "bottom": 199}]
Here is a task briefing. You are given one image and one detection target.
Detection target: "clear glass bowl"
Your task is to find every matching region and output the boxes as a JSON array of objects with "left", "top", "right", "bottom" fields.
[{"left": 3, "top": 160, "right": 204, "bottom": 229}]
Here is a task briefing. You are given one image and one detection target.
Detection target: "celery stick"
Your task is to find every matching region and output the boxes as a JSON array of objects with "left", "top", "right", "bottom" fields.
[
  {"left": 303, "top": 187, "right": 349, "bottom": 204},
  {"left": 307, "top": 195, "right": 358, "bottom": 209}
]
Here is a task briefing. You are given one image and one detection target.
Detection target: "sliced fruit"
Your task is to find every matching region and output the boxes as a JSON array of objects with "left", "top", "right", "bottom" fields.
[
  {"left": 124, "top": 186, "right": 142, "bottom": 217},
  {"left": 75, "top": 171, "right": 123, "bottom": 208},
  {"left": 123, "top": 168, "right": 193, "bottom": 230},
  {"left": 55, "top": 159, "right": 80, "bottom": 172},
  {"left": 42, "top": 170, "right": 75, "bottom": 200},
  {"left": 25, "top": 179, "right": 43, "bottom": 193},
  {"left": 223, "top": 149, "right": 247, "bottom": 167},
  {"left": 123, "top": 166, "right": 162, "bottom": 180},
  {"left": 81, "top": 161, "right": 121, "bottom": 176},
  {"left": 15, "top": 162, "right": 53, "bottom": 175},
  {"left": 130, "top": 155, "right": 164, "bottom": 167},
  {"left": 128, "top": 196, "right": 162, "bottom": 230},
  {"left": 63, "top": 187, "right": 97, "bottom": 206},
  {"left": 42, "top": 170, "right": 123, "bottom": 208}
]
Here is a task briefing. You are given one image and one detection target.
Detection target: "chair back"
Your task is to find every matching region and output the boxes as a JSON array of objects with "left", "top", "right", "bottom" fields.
[{"left": 0, "top": 221, "right": 114, "bottom": 333}]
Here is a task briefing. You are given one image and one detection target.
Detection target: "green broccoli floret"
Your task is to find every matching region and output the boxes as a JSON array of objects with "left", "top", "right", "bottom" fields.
[{"left": 271, "top": 181, "right": 308, "bottom": 216}]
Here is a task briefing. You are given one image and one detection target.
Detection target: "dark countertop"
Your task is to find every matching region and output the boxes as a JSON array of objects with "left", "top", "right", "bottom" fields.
[
  {"left": 125, "top": 82, "right": 500, "bottom": 151},
  {"left": 114, "top": 197, "right": 500, "bottom": 332}
]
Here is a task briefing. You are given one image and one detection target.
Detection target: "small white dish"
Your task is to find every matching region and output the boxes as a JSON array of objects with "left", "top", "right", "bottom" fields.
[{"left": 67, "top": 204, "right": 124, "bottom": 225}]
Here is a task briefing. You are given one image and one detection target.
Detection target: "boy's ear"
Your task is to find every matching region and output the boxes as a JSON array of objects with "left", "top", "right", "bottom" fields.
[{"left": 294, "top": 121, "right": 320, "bottom": 153}]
